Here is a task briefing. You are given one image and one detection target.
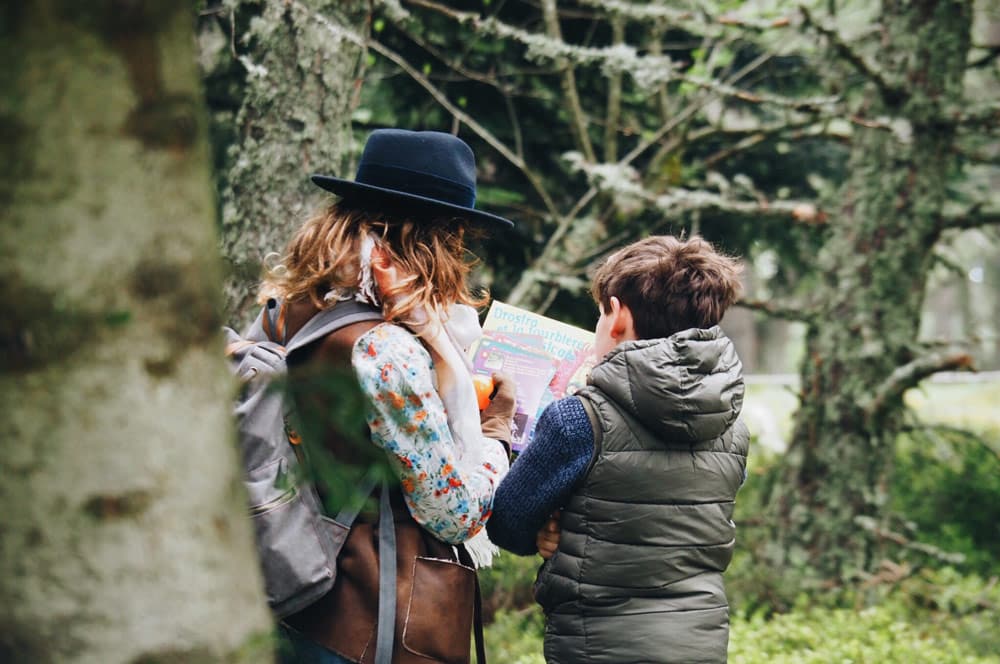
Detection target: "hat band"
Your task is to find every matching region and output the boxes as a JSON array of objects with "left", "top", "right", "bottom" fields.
[{"left": 355, "top": 163, "right": 476, "bottom": 208}]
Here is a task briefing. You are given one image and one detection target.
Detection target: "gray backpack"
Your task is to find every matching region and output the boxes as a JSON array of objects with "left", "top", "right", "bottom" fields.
[{"left": 223, "top": 299, "right": 393, "bottom": 622}]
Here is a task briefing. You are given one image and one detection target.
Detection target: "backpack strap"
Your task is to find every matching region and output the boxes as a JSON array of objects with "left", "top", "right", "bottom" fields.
[
  {"left": 458, "top": 544, "right": 488, "bottom": 664},
  {"left": 286, "top": 300, "right": 384, "bottom": 354},
  {"left": 374, "top": 481, "right": 396, "bottom": 664},
  {"left": 261, "top": 298, "right": 287, "bottom": 344}
]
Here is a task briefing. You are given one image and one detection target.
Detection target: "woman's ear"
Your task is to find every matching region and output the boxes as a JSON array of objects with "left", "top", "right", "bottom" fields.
[{"left": 370, "top": 245, "right": 397, "bottom": 298}]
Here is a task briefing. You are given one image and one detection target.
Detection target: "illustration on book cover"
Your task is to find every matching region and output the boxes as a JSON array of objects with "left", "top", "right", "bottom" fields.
[{"left": 470, "top": 301, "right": 597, "bottom": 451}]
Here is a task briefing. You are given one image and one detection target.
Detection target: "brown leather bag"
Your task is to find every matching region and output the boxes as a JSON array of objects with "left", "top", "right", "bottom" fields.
[{"left": 285, "top": 492, "right": 486, "bottom": 664}]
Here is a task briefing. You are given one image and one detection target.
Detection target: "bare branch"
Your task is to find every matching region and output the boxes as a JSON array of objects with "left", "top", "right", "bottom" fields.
[
  {"left": 541, "top": 0, "right": 596, "bottom": 163},
  {"left": 701, "top": 120, "right": 847, "bottom": 167},
  {"left": 297, "top": 2, "right": 564, "bottom": 224},
  {"left": 938, "top": 206, "right": 1000, "bottom": 231},
  {"left": 737, "top": 297, "right": 815, "bottom": 323},
  {"left": 604, "top": 15, "right": 625, "bottom": 163},
  {"left": 967, "top": 44, "right": 1000, "bottom": 69},
  {"left": 854, "top": 516, "right": 966, "bottom": 565},
  {"left": 954, "top": 103, "right": 1000, "bottom": 131},
  {"left": 864, "top": 352, "right": 975, "bottom": 420},
  {"left": 509, "top": 50, "right": 776, "bottom": 304},
  {"left": 564, "top": 160, "right": 830, "bottom": 227},
  {"left": 901, "top": 421, "right": 1000, "bottom": 462},
  {"left": 954, "top": 144, "right": 1000, "bottom": 165},
  {"left": 577, "top": 0, "right": 795, "bottom": 33},
  {"left": 676, "top": 73, "right": 840, "bottom": 113},
  {"left": 799, "top": 6, "right": 906, "bottom": 104}
]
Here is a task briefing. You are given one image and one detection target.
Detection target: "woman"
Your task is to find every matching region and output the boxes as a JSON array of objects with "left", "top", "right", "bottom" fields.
[{"left": 261, "top": 129, "right": 516, "bottom": 663}]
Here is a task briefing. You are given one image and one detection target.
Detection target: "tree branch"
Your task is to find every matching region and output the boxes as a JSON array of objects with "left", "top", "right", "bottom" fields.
[
  {"left": 737, "top": 297, "right": 815, "bottom": 323},
  {"left": 954, "top": 103, "right": 1000, "bottom": 131},
  {"left": 564, "top": 163, "right": 830, "bottom": 227},
  {"left": 901, "top": 421, "right": 1000, "bottom": 462},
  {"left": 297, "top": 1, "right": 563, "bottom": 224},
  {"left": 603, "top": 14, "right": 624, "bottom": 163},
  {"left": 937, "top": 206, "right": 1000, "bottom": 231},
  {"left": 864, "top": 352, "right": 975, "bottom": 420},
  {"left": 799, "top": 6, "right": 906, "bottom": 105},
  {"left": 576, "top": 0, "right": 794, "bottom": 34},
  {"left": 854, "top": 516, "right": 966, "bottom": 565},
  {"left": 541, "top": 0, "right": 596, "bottom": 163},
  {"left": 676, "top": 73, "right": 840, "bottom": 113},
  {"left": 967, "top": 44, "right": 1000, "bottom": 69},
  {"left": 701, "top": 120, "right": 847, "bottom": 168},
  {"left": 508, "top": 49, "right": 776, "bottom": 305}
]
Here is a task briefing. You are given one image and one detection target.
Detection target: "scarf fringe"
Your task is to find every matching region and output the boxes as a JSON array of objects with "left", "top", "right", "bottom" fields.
[{"left": 463, "top": 529, "right": 500, "bottom": 569}]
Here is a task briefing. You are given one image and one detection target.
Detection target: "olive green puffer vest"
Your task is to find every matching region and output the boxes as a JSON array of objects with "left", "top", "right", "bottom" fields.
[{"left": 535, "top": 327, "right": 749, "bottom": 664}]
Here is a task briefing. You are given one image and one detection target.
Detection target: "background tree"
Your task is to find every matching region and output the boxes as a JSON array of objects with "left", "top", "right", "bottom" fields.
[
  {"left": 200, "top": 0, "right": 371, "bottom": 325},
  {"left": 347, "top": 0, "right": 999, "bottom": 584},
  {"left": 1, "top": 2, "right": 272, "bottom": 661}
]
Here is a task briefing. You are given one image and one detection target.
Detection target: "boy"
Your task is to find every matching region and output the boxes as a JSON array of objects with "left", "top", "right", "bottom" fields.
[{"left": 487, "top": 235, "right": 749, "bottom": 664}]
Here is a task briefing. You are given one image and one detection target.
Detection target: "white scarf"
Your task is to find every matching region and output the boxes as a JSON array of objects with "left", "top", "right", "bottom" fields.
[{"left": 328, "top": 234, "right": 500, "bottom": 567}]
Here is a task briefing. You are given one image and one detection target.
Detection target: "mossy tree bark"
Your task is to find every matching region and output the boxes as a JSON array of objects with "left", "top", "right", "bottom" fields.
[
  {"left": 768, "top": 0, "right": 975, "bottom": 581},
  {"left": 0, "top": 2, "right": 272, "bottom": 661},
  {"left": 219, "top": 0, "right": 370, "bottom": 326}
]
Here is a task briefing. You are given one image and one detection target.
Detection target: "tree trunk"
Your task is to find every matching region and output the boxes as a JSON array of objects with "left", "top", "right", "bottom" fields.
[
  {"left": 220, "top": 0, "right": 370, "bottom": 326},
  {"left": 769, "top": 0, "right": 973, "bottom": 581},
  {"left": 0, "top": 3, "right": 272, "bottom": 661}
]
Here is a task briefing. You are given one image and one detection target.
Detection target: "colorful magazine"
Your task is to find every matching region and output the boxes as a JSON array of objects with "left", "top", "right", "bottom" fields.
[{"left": 471, "top": 301, "right": 597, "bottom": 451}]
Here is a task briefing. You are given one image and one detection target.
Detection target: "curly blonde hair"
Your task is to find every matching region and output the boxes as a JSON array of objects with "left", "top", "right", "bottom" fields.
[{"left": 259, "top": 203, "right": 487, "bottom": 326}]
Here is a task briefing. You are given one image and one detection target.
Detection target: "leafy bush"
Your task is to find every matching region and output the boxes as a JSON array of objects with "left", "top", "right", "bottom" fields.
[
  {"left": 479, "top": 551, "right": 543, "bottom": 620},
  {"left": 488, "top": 573, "right": 1000, "bottom": 664},
  {"left": 891, "top": 424, "right": 1000, "bottom": 575},
  {"left": 483, "top": 608, "right": 546, "bottom": 664},
  {"left": 729, "top": 600, "right": 999, "bottom": 664}
]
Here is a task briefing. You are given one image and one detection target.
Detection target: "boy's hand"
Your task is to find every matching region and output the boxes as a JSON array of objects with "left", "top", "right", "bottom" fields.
[
  {"left": 536, "top": 511, "right": 561, "bottom": 559},
  {"left": 480, "top": 372, "right": 516, "bottom": 449}
]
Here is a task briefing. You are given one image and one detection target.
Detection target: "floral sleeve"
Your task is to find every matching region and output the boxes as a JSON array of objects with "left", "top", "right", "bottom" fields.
[{"left": 352, "top": 323, "right": 509, "bottom": 544}]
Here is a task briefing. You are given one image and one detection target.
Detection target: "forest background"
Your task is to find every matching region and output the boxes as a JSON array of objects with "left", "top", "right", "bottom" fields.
[{"left": 3, "top": 0, "right": 999, "bottom": 662}]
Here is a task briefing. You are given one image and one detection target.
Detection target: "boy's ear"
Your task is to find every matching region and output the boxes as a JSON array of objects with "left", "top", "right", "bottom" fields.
[{"left": 608, "top": 296, "right": 635, "bottom": 340}]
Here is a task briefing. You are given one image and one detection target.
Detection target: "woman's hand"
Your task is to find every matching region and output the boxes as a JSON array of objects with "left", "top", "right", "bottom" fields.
[
  {"left": 536, "top": 511, "right": 561, "bottom": 559},
  {"left": 480, "top": 372, "right": 516, "bottom": 448}
]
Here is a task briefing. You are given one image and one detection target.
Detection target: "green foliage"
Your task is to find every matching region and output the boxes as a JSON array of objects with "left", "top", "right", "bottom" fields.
[
  {"left": 487, "top": 568, "right": 1000, "bottom": 664},
  {"left": 479, "top": 551, "right": 543, "bottom": 619},
  {"left": 729, "top": 594, "right": 1000, "bottom": 663},
  {"left": 483, "top": 609, "right": 546, "bottom": 664},
  {"left": 282, "top": 364, "right": 396, "bottom": 514},
  {"left": 892, "top": 424, "right": 1000, "bottom": 575}
]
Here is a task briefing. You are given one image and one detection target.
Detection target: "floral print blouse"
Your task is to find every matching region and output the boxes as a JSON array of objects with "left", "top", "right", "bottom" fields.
[{"left": 352, "top": 323, "right": 510, "bottom": 544}]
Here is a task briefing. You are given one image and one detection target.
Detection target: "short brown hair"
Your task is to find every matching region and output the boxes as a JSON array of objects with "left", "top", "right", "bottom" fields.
[
  {"left": 260, "top": 202, "right": 486, "bottom": 326},
  {"left": 591, "top": 235, "right": 742, "bottom": 339}
]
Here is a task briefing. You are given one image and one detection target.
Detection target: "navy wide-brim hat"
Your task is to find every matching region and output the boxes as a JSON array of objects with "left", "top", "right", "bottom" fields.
[{"left": 311, "top": 129, "right": 514, "bottom": 229}]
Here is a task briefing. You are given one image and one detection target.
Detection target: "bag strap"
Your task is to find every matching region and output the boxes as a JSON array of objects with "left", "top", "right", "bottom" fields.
[
  {"left": 458, "top": 545, "right": 488, "bottom": 664},
  {"left": 249, "top": 298, "right": 383, "bottom": 352},
  {"left": 327, "top": 475, "right": 396, "bottom": 664},
  {"left": 287, "top": 300, "right": 383, "bottom": 354},
  {"left": 261, "top": 299, "right": 287, "bottom": 344},
  {"left": 374, "top": 480, "right": 397, "bottom": 664}
]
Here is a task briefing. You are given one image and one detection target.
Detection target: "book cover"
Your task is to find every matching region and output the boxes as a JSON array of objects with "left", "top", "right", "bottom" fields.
[
  {"left": 475, "top": 301, "right": 598, "bottom": 451},
  {"left": 469, "top": 334, "right": 557, "bottom": 451}
]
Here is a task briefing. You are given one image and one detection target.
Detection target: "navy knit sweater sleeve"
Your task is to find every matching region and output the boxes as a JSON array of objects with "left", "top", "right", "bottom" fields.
[{"left": 486, "top": 396, "right": 594, "bottom": 556}]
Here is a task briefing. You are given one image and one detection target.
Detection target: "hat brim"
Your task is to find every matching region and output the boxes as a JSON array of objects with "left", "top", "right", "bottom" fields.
[{"left": 311, "top": 175, "right": 515, "bottom": 229}]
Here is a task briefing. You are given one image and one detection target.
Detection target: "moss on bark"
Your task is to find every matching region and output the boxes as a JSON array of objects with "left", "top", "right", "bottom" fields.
[
  {"left": 218, "top": 0, "right": 369, "bottom": 326},
  {"left": 769, "top": 0, "right": 974, "bottom": 582}
]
